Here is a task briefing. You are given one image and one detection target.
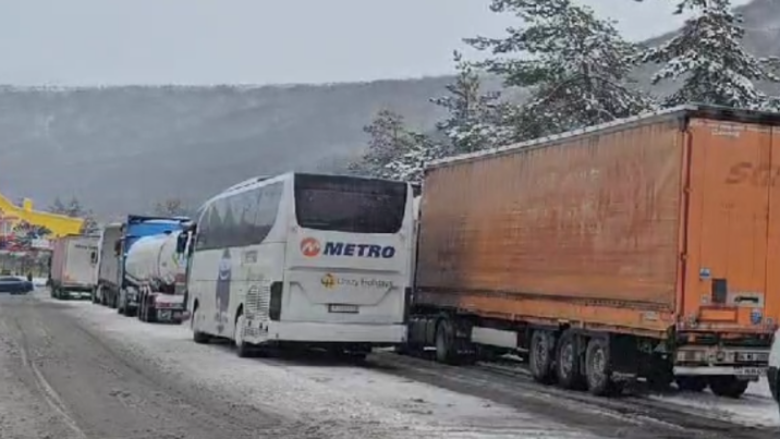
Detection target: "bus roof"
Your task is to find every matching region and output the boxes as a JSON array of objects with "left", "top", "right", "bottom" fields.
[{"left": 200, "top": 172, "right": 410, "bottom": 210}]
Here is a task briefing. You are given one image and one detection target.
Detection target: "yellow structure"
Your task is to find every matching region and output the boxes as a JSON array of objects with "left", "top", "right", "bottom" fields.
[{"left": 0, "top": 192, "right": 84, "bottom": 251}]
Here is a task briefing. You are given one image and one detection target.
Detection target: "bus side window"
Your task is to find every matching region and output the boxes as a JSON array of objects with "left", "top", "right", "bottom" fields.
[
  {"left": 239, "top": 189, "right": 260, "bottom": 245},
  {"left": 254, "top": 183, "right": 283, "bottom": 244}
]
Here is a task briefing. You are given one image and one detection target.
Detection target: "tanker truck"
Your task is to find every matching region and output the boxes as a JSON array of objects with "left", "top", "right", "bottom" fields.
[{"left": 125, "top": 229, "right": 189, "bottom": 324}]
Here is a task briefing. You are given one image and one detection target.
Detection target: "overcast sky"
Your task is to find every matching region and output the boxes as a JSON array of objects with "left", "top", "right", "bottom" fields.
[{"left": 0, "top": 0, "right": 752, "bottom": 86}]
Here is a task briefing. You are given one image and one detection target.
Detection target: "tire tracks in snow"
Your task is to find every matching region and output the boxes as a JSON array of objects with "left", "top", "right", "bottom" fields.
[{"left": 12, "top": 316, "right": 88, "bottom": 439}]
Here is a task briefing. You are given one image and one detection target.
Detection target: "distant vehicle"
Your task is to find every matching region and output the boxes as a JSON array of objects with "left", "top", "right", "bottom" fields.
[
  {"left": 0, "top": 276, "right": 33, "bottom": 295},
  {"left": 182, "top": 172, "right": 416, "bottom": 358},
  {"left": 115, "top": 215, "right": 189, "bottom": 316},
  {"left": 769, "top": 329, "right": 780, "bottom": 409},
  {"left": 125, "top": 229, "right": 190, "bottom": 324},
  {"left": 404, "top": 104, "right": 777, "bottom": 398},
  {"left": 49, "top": 235, "right": 99, "bottom": 300},
  {"left": 95, "top": 222, "right": 123, "bottom": 306}
]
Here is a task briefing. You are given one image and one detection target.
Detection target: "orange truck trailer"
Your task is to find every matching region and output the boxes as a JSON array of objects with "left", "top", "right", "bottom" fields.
[{"left": 406, "top": 104, "right": 778, "bottom": 398}]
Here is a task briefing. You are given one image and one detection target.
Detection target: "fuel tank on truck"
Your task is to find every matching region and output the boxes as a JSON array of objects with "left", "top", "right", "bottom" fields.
[{"left": 125, "top": 231, "right": 184, "bottom": 288}]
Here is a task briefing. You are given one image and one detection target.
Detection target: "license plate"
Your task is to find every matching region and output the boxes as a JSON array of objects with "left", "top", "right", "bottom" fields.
[
  {"left": 158, "top": 310, "right": 171, "bottom": 320},
  {"left": 735, "top": 367, "right": 765, "bottom": 377},
  {"left": 328, "top": 304, "right": 358, "bottom": 314}
]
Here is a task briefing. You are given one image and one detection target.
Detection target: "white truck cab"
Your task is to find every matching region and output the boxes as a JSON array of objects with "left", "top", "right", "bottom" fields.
[{"left": 768, "top": 329, "right": 780, "bottom": 406}]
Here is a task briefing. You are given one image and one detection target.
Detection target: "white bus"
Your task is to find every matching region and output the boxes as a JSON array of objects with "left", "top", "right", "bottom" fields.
[{"left": 182, "top": 172, "right": 417, "bottom": 358}]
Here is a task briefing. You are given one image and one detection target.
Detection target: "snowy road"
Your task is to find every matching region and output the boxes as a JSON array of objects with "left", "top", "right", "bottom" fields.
[{"left": 0, "top": 291, "right": 777, "bottom": 439}]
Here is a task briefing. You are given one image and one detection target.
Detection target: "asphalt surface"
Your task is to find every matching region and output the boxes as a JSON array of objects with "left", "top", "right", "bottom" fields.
[
  {"left": 0, "top": 291, "right": 777, "bottom": 439},
  {"left": 0, "top": 294, "right": 299, "bottom": 439}
]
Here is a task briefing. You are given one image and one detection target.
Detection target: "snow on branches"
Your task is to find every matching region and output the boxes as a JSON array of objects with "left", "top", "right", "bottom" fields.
[
  {"left": 430, "top": 51, "right": 511, "bottom": 155},
  {"left": 641, "top": 0, "right": 780, "bottom": 110},
  {"left": 465, "top": 0, "right": 655, "bottom": 137},
  {"left": 349, "top": 109, "right": 446, "bottom": 183}
]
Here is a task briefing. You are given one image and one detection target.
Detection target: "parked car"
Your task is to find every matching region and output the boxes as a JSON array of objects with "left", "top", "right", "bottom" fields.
[
  {"left": 768, "top": 329, "right": 780, "bottom": 409},
  {"left": 0, "top": 276, "right": 34, "bottom": 295}
]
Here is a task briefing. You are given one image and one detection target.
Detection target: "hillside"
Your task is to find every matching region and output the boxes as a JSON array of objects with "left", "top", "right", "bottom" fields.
[
  {"left": 0, "top": 79, "right": 458, "bottom": 218},
  {"left": 1, "top": 0, "right": 779, "bottom": 219}
]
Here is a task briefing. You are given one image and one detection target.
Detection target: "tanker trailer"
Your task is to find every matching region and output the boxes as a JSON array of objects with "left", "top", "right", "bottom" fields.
[{"left": 125, "top": 230, "right": 188, "bottom": 324}]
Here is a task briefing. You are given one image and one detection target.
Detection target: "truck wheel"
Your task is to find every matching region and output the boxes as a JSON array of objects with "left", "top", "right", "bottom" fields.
[
  {"left": 192, "top": 306, "right": 210, "bottom": 344},
  {"left": 676, "top": 376, "right": 707, "bottom": 392},
  {"left": 434, "top": 318, "right": 457, "bottom": 365},
  {"left": 708, "top": 376, "right": 748, "bottom": 398},
  {"left": 647, "top": 362, "right": 674, "bottom": 392},
  {"left": 529, "top": 330, "right": 555, "bottom": 384},
  {"left": 556, "top": 330, "right": 585, "bottom": 390},
  {"left": 234, "top": 311, "right": 252, "bottom": 358},
  {"left": 585, "top": 337, "right": 617, "bottom": 396}
]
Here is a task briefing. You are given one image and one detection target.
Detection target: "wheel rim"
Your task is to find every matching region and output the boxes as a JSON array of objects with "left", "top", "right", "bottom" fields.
[
  {"left": 533, "top": 334, "right": 548, "bottom": 372},
  {"left": 588, "top": 345, "right": 606, "bottom": 389},
  {"left": 436, "top": 324, "right": 448, "bottom": 359},
  {"left": 560, "top": 341, "right": 574, "bottom": 379}
]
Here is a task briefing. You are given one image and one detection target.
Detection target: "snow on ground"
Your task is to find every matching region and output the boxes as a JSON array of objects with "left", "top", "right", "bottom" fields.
[
  {"left": 652, "top": 382, "right": 779, "bottom": 428},
  {"left": 0, "top": 306, "right": 80, "bottom": 439},
  {"left": 39, "top": 292, "right": 597, "bottom": 439}
]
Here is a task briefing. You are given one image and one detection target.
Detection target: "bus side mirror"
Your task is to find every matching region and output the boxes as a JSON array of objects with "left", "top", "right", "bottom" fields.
[{"left": 90, "top": 251, "right": 98, "bottom": 264}]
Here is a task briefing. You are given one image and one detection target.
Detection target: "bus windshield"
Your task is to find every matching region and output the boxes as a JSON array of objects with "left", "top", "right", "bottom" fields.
[{"left": 294, "top": 174, "right": 407, "bottom": 234}]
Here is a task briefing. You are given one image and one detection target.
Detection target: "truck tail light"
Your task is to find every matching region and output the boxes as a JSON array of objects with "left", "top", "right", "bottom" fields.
[{"left": 269, "top": 281, "right": 283, "bottom": 321}]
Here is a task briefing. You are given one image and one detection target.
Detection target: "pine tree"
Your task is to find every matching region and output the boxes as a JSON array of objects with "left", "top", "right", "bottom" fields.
[
  {"left": 385, "top": 132, "right": 447, "bottom": 184},
  {"left": 154, "top": 198, "right": 189, "bottom": 217},
  {"left": 431, "top": 51, "right": 511, "bottom": 154},
  {"left": 48, "top": 197, "right": 67, "bottom": 215},
  {"left": 465, "top": 0, "right": 655, "bottom": 138},
  {"left": 79, "top": 215, "right": 100, "bottom": 235},
  {"left": 640, "top": 0, "right": 780, "bottom": 110},
  {"left": 65, "top": 197, "right": 84, "bottom": 218},
  {"left": 351, "top": 109, "right": 446, "bottom": 183},
  {"left": 349, "top": 110, "right": 418, "bottom": 179}
]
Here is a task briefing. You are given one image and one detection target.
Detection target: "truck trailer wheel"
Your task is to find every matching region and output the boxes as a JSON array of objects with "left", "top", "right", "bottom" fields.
[
  {"left": 434, "top": 318, "right": 458, "bottom": 365},
  {"left": 556, "top": 330, "right": 585, "bottom": 390},
  {"left": 529, "top": 330, "right": 555, "bottom": 384},
  {"left": 585, "top": 337, "right": 617, "bottom": 396},
  {"left": 708, "top": 376, "right": 748, "bottom": 398}
]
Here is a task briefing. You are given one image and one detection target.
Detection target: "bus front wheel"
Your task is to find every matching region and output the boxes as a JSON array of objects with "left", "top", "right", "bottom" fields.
[{"left": 192, "top": 304, "right": 210, "bottom": 344}]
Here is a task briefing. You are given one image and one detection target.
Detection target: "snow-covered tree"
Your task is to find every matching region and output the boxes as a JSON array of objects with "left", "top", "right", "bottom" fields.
[
  {"left": 79, "top": 215, "right": 100, "bottom": 235},
  {"left": 48, "top": 197, "right": 67, "bottom": 215},
  {"left": 385, "top": 132, "right": 448, "bottom": 183},
  {"left": 465, "top": 0, "right": 655, "bottom": 138},
  {"left": 65, "top": 197, "right": 85, "bottom": 218},
  {"left": 348, "top": 110, "right": 409, "bottom": 180},
  {"left": 431, "top": 51, "right": 511, "bottom": 154},
  {"left": 640, "top": 0, "right": 780, "bottom": 110},
  {"left": 154, "top": 198, "right": 190, "bottom": 217},
  {"left": 351, "top": 109, "right": 447, "bottom": 183}
]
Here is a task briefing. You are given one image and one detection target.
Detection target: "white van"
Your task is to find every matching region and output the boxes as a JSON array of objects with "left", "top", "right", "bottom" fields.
[{"left": 184, "top": 172, "right": 416, "bottom": 358}]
